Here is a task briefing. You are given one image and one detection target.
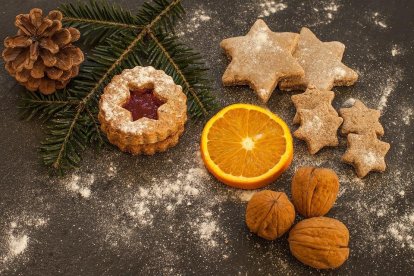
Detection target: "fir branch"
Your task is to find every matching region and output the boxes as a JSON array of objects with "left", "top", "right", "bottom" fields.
[
  {"left": 147, "top": 31, "right": 217, "bottom": 118},
  {"left": 41, "top": 109, "right": 87, "bottom": 170},
  {"left": 41, "top": 0, "right": 186, "bottom": 172},
  {"left": 85, "top": 106, "right": 105, "bottom": 146},
  {"left": 137, "top": 0, "right": 184, "bottom": 33},
  {"left": 60, "top": 0, "right": 141, "bottom": 45},
  {"left": 19, "top": 90, "right": 78, "bottom": 121}
]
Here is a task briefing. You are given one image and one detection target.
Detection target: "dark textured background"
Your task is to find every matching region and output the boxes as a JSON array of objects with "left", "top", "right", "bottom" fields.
[{"left": 0, "top": 0, "right": 413, "bottom": 275}]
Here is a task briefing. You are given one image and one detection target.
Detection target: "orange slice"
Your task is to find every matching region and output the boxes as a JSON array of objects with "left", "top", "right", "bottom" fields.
[{"left": 201, "top": 104, "right": 293, "bottom": 189}]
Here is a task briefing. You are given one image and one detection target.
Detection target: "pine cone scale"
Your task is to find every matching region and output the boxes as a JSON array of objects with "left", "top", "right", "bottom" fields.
[
  {"left": 3, "top": 8, "right": 84, "bottom": 95},
  {"left": 4, "top": 35, "right": 32, "bottom": 48},
  {"left": 37, "top": 19, "right": 53, "bottom": 35},
  {"left": 16, "top": 70, "right": 30, "bottom": 82},
  {"left": 2, "top": 47, "right": 22, "bottom": 62},
  {"left": 29, "top": 41, "right": 39, "bottom": 60},
  {"left": 29, "top": 8, "right": 43, "bottom": 28},
  {"left": 46, "top": 67, "right": 63, "bottom": 80}
]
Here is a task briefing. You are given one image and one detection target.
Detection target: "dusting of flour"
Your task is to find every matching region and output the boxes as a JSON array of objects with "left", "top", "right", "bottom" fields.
[
  {"left": 0, "top": 214, "right": 48, "bottom": 273},
  {"left": 258, "top": 1, "right": 288, "bottom": 18},
  {"left": 177, "top": 8, "right": 212, "bottom": 37}
]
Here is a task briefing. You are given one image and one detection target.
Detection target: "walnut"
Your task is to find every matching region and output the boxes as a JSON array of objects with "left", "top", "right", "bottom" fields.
[
  {"left": 291, "top": 167, "right": 339, "bottom": 218},
  {"left": 245, "top": 190, "right": 295, "bottom": 240},
  {"left": 288, "top": 217, "right": 350, "bottom": 269}
]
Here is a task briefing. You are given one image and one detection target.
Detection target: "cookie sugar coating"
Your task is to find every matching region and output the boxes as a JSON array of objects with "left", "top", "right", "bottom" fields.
[
  {"left": 342, "top": 133, "right": 390, "bottom": 178},
  {"left": 294, "top": 103, "right": 343, "bottom": 154},
  {"left": 291, "top": 87, "right": 335, "bottom": 124},
  {"left": 221, "top": 19, "right": 304, "bottom": 103},
  {"left": 280, "top": 27, "right": 358, "bottom": 91},
  {"left": 339, "top": 99, "right": 384, "bottom": 136}
]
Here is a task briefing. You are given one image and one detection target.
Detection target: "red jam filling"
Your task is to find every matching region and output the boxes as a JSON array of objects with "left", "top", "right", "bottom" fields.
[{"left": 122, "top": 88, "right": 165, "bottom": 121}]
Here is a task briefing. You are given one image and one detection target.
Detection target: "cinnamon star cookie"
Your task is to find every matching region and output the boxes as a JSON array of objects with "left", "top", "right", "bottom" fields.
[
  {"left": 342, "top": 133, "right": 390, "bottom": 178},
  {"left": 279, "top": 27, "right": 358, "bottom": 91},
  {"left": 220, "top": 19, "right": 304, "bottom": 103},
  {"left": 339, "top": 99, "right": 384, "bottom": 136},
  {"left": 291, "top": 87, "right": 335, "bottom": 124},
  {"left": 294, "top": 104, "right": 343, "bottom": 154}
]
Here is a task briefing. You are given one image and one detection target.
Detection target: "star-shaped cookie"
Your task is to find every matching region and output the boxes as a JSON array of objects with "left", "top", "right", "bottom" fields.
[
  {"left": 339, "top": 99, "right": 384, "bottom": 136},
  {"left": 220, "top": 19, "right": 304, "bottom": 103},
  {"left": 291, "top": 87, "right": 335, "bottom": 124},
  {"left": 294, "top": 103, "right": 343, "bottom": 154},
  {"left": 342, "top": 133, "right": 390, "bottom": 178},
  {"left": 279, "top": 27, "right": 358, "bottom": 91}
]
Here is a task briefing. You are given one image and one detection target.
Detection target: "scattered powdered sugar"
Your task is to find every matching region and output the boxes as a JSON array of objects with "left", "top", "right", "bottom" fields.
[
  {"left": 0, "top": 214, "right": 48, "bottom": 273},
  {"left": 194, "top": 212, "right": 220, "bottom": 247},
  {"left": 97, "top": 150, "right": 237, "bottom": 257},
  {"left": 342, "top": 98, "right": 356, "bottom": 108},
  {"left": 306, "top": 1, "right": 342, "bottom": 27},
  {"left": 362, "top": 152, "right": 378, "bottom": 166},
  {"left": 258, "top": 1, "right": 288, "bottom": 18},
  {"left": 8, "top": 235, "right": 29, "bottom": 257},
  {"left": 304, "top": 115, "right": 322, "bottom": 130},
  {"left": 387, "top": 213, "right": 414, "bottom": 249},
  {"left": 231, "top": 190, "right": 257, "bottom": 202},
  {"left": 177, "top": 8, "right": 212, "bottom": 37},
  {"left": 372, "top": 12, "right": 387, "bottom": 28},
  {"left": 323, "top": 1, "right": 339, "bottom": 20},
  {"left": 391, "top": 44, "right": 401, "bottom": 56},
  {"left": 334, "top": 67, "right": 347, "bottom": 78},
  {"left": 402, "top": 108, "right": 413, "bottom": 125},
  {"left": 123, "top": 167, "right": 207, "bottom": 226},
  {"left": 62, "top": 173, "right": 95, "bottom": 198},
  {"left": 377, "top": 69, "right": 403, "bottom": 112}
]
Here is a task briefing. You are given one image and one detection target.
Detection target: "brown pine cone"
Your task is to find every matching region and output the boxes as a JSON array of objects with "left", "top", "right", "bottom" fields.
[{"left": 2, "top": 8, "right": 84, "bottom": 95}]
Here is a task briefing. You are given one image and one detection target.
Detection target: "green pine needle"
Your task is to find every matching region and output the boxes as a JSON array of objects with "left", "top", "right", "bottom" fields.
[{"left": 60, "top": 0, "right": 141, "bottom": 45}]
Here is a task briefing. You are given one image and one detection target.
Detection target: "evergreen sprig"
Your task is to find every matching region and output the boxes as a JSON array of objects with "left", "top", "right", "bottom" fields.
[
  {"left": 60, "top": 0, "right": 140, "bottom": 45},
  {"left": 18, "top": 0, "right": 217, "bottom": 173}
]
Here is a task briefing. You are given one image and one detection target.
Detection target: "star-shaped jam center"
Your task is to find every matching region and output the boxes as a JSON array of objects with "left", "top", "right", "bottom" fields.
[{"left": 122, "top": 88, "right": 166, "bottom": 121}]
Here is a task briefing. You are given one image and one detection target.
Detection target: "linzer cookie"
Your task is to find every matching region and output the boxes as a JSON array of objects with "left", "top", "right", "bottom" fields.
[
  {"left": 342, "top": 133, "right": 390, "bottom": 178},
  {"left": 294, "top": 104, "right": 343, "bottom": 154},
  {"left": 279, "top": 27, "right": 358, "bottom": 91},
  {"left": 99, "top": 66, "right": 187, "bottom": 155},
  {"left": 220, "top": 19, "right": 304, "bottom": 103},
  {"left": 339, "top": 99, "right": 384, "bottom": 136},
  {"left": 291, "top": 87, "right": 335, "bottom": 124}
]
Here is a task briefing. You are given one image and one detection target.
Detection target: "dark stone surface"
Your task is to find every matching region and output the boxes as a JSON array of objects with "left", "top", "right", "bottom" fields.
[{"left": 0, "top": 0, "right": 413, "bottom": 275}]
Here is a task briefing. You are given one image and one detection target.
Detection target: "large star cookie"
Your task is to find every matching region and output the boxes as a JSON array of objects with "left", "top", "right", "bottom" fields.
[
  {"left": 291, "top": 87, "right": 335, "bottom": 124},
  {"left": 294, "top": 103, "right": 343, "bottom": 154},
  {"left": 339, "top": 99, "right": 384, "bottom": 136},
  {"left": 279, "top": 27, "right": 358, "bottom": 91},
  {"left": 342, "top": 133, "right": 390, "bottom": 178},
  {"left": 220, "top": 19, "right": 304, "bottom": 103}
]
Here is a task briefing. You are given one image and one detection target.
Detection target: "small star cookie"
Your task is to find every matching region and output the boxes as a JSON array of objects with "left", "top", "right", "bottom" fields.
[
  {"left": 291, "top": 87, "right": 335, "bottom": 124},
  {"left": 220, "top": 19, "right": 304, "bottom": 103},
  {"left": 339, "top": 99, "right": 384, "bottom": 136},
  {"left": 279, "top": 27, "right": 358, "bottom": 91},
  {"left": 342, "top": 133, "right": 390, "bottom": 178},
  {"left": 294, "top": 104, "right": 343, "bottom": 154}
]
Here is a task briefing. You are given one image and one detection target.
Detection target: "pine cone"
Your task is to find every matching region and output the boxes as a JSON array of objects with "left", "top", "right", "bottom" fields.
[{"left": 2, "top": 8, "right": 84, "bottom": 95}]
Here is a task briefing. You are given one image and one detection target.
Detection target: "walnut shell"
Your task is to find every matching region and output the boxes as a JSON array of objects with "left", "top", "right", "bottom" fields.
[
  {"left": 245, "top": 190, "right": 295, "bottom": 240},
  {"left": 288, "top": 217, "right": 350, "bottom": 269},
  {"left": 291, "top": 167, "right": 339, "bottom": 218}
]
